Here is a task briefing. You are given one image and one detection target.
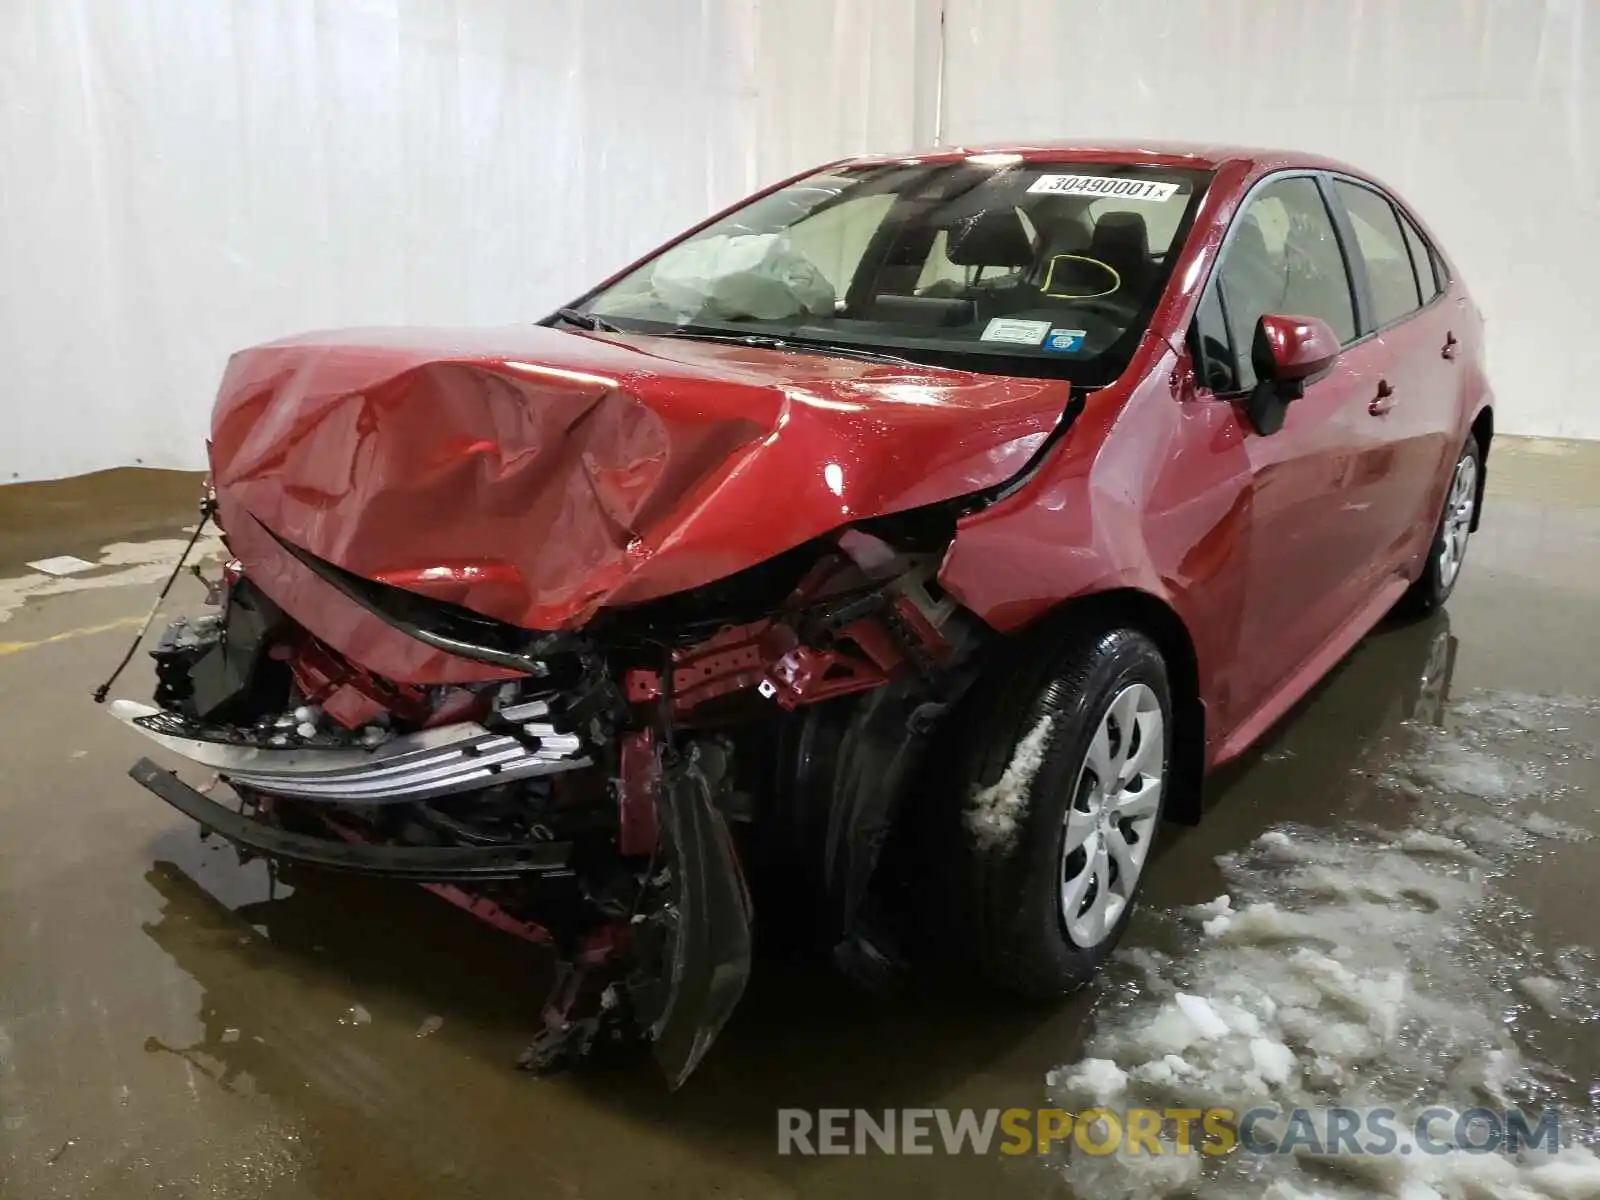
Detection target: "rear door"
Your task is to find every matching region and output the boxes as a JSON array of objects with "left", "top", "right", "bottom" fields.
[
  {"left": 1327, "top": 178, "right": 1460, "bottom": 574},
  {"left": 1189, "top": 173, "right": 1386, "bottom": 730}
]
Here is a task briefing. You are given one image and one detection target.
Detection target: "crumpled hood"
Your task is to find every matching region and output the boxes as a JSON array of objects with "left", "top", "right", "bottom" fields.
[{"left": 210, "top": 325, "right": 1067, "bottom": 632}]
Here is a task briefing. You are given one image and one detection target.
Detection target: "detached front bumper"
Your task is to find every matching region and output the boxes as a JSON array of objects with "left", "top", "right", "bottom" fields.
[
  {"left": 109, "top": 698, "right": 589, "bottom": 805},
  {"left": 109, "top": 590, "right": 753, "bottom": 1087},
  {"left": 128, "top": 758, "right": 575, "bottom": 882}
]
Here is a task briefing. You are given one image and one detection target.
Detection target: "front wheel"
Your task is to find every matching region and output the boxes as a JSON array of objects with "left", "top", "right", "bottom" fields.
[
  {"left": 930, "top": 623, "right": 1173, "bottom": 997},
  {"left": 1400, "top": 436, "right": 1481, "bottom": 614}
]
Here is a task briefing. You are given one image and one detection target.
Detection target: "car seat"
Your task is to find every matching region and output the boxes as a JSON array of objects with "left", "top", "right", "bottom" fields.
[{"left": 1086, "top": 212, "right": 1152, "bottom": 298}]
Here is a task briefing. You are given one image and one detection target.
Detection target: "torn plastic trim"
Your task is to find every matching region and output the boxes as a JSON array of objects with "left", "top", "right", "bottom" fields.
[
  {"left": 649, "top": 752, "right": 753, "bottom": 1090},
  {"left": 259, "top": 519, "right": 575, "bottom": 675},
  {"left": 820, "top": 660, "right": 980, "bottom": 948},
  {"left": 111, "top": 699, "right": 590, "bottom": 804},
  {"left": 821, "top": 683, "right": 930, "bottom": 933},
  {"left": 128, "top": 758, "right": 575, "bottom": 881}
]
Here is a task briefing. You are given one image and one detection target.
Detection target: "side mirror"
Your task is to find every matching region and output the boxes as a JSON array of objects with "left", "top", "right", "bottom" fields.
[{"left": 1245, "top": 314, "right": 1340, "bottom": 434}]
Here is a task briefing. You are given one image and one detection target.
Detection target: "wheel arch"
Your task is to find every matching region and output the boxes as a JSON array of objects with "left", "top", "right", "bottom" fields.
[
  {"left": 1469, "top": 404, "right": 1493, "bottom": 532},
  {"left": 1023, "top": 587, "right": 1207, "bottom": 825}
]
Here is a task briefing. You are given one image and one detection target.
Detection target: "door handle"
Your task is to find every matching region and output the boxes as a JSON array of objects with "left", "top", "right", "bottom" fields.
[
  {"left": 1442, "top": 331, "right": 1458, "bottom": 360},
  {"left": 1369, "top": 379, "right": 1396, "bottom": 416}
]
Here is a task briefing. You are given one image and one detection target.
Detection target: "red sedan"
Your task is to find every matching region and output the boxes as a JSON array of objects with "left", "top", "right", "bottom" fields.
[{"left": 109, "top": 141, "right": 1492, "bottom": 1085}]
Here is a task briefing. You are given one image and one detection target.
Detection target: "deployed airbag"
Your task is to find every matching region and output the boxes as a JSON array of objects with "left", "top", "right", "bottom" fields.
[{"left": 650, "top": 234, "right": 836, "bottom": 321}]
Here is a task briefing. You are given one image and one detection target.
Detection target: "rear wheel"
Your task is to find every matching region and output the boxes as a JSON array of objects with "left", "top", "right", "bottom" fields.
[
  {"left": 930, "top": 622, "right": 1173, "bottom": 996},
  {"left": 1400, "top": 436, "right": 1481, "bottom": 614}
]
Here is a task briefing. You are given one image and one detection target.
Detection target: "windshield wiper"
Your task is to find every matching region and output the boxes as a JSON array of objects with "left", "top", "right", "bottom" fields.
[
  {"left": 552, "top": 307, "right": 622, "bottom": 333},
  {"left": 663, "top": 328, "right": 919, "bottom": 367}
]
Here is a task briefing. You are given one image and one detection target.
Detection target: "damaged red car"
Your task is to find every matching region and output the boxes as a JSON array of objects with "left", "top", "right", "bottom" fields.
[{"left": 108, "top": 141, "right": 1494, "bottom": 1086}]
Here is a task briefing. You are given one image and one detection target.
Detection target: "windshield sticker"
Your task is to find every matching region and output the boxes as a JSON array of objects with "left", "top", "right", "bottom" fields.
[
  {"left": 981, "top": 317, "right": 1051, "bottom": 346},
  {"left": 1027, "top": 175, "right": 1180, "bottom": 202},
  {"left": 1043, "top": 328, "right": 1088, "bottom": 353}
]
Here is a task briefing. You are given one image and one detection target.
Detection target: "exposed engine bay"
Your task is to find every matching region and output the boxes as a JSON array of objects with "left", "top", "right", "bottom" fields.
[{"left": 113, "top": 509, "right": 988, "bottom": 1087}]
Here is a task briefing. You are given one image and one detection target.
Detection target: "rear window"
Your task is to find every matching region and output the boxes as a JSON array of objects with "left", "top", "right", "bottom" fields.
[{"left": 581, "top": 159, "right": 1214, "bottom": 385}]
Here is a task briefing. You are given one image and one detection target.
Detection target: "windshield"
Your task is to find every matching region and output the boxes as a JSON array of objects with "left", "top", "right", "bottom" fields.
[{"left": 577, "top": 159, "right": 1212, "bottom": 383}]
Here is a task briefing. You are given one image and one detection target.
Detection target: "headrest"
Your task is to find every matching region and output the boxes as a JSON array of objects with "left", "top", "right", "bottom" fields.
[
  {"left": 945, "top": 209, "right": 1036, "bottom": 267},
  {"left": 1038, "top": 219, "right": 1091, "bottom": 256},
  {"left": 1088, "top": 211, "right": 1151, "bottom": 265}
]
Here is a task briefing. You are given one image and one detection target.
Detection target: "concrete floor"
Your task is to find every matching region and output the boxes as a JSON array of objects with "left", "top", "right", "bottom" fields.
[{"left": 1, "top": 438, "right": 1598, "bottom": 1198}]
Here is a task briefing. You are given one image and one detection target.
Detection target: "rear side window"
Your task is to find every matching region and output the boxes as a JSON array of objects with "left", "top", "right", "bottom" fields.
[
  {"left": 1334, "top": 180, "right": 1422, "bottom": 328},
  {"left": 1211, "top": 175, "right": 1357, "bottom": 390},
  {"left": 1398, "top": 210, "right": 1441, "bottom": 302}
]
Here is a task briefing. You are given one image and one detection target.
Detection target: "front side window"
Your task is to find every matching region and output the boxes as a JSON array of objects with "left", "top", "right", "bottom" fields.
[
  {"left": 1191, "top": 278, "right": 1236, "bottom": 393},
  {"left": 1334, "top": 180, "right": 1422, "bottom": 328},
  {"left": 581, "top": 161, "right": 1212, "bottom": 384},
  {"left": 1212, "top": 175, "right": 1357, "bottom": 390}
]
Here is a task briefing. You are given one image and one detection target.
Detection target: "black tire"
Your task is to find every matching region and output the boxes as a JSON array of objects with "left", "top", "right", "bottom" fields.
[
  {"left": 929, "top": 621, "right": 1173, "bottom": 997},
  {"left": 1399, "top": 434, "right": 1482, "bottom": 615}
]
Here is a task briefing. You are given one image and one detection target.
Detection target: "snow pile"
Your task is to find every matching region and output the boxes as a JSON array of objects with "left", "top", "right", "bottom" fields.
[
  {"left": 1396, "top": 737, "right": 1533, "bottom": 802},
  {"left": 966, "top": 715, "right": 1055, "bottom": 851},
  {"left": 1519, "top": 976, "right": 1567, "bottom": 1016},
  {"left": 1046, "top": 691, "right": 1600, "bottom": 1198},
  {"left": 1523, "top": 813, "right": 1594, "bottom": 843},
  {"left": 1452, "top": 692, "right": 1600, "bottom": 736}
]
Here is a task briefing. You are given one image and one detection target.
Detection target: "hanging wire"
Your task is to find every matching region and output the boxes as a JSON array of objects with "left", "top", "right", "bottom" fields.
[{"left": 91, "top": 499, "right": 215, "bottom": 704}]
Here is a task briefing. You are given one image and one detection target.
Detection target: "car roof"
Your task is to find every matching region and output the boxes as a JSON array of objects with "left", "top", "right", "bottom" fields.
[{"left": 845, "top": 139, "right": 1367, "bottom": 178}]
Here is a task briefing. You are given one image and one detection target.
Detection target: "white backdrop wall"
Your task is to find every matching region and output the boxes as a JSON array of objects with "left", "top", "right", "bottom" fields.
[
  {"left": 0, "top": 0, "right": 930, "bottom": 482},
  {"left": 941, "top": 0, "right": 1600, "bottom": 442},
  {"left": 3, "top": 0, "right": 1597, "bottom": 482}
]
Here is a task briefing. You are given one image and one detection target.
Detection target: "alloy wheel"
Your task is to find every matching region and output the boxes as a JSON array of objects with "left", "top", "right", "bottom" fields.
[
  {"left": 1438, "top": 454, "right": 1477, "bottom": 589},
  {"left": 1059, "top": 683, "right": 1165, "bottom": 947}
]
